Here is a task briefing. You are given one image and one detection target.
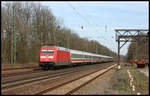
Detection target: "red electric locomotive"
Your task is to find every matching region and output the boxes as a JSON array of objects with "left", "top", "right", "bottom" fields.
[{"left": 39, "top": 45, "right": 70, "bottom": 69}]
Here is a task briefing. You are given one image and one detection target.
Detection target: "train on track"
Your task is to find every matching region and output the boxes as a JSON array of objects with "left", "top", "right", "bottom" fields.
[{"left": 38, "top": 44, "right": 114, "bottom": 70}]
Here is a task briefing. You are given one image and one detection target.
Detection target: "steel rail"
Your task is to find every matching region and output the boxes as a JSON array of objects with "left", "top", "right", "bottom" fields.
[
  {"left": 36, "top": 64, "right": 116, "bottom": 95},
  {"left": 2, "top": 64, "right": 109, "bottom": 90}
]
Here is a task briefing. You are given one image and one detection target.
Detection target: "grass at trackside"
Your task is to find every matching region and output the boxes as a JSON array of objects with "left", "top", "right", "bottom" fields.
[
  {"left": 113, "top": 63, "right": 149, "bottom": 95},
  {"left": 142, "top": 65, "right": 149, "bottom": 72}
]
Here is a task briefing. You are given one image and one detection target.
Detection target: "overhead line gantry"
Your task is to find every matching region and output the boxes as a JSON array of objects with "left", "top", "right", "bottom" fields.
[{"left": 115, "top": 29, "right": 149, "bottom": 69}]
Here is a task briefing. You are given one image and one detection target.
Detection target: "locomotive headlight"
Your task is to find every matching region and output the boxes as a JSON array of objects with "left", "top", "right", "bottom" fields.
[
  {"left": 40, "top": 56, "right": 46, "bottom": 58},
  {"left": 40, "top": 56, "right": 53, "bottom": 59},
  {"left": 48, "top": 56, "right": 54, "bottom": 58}
]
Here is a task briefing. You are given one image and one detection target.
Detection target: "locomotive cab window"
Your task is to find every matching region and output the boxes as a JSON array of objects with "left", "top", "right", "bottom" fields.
[{"left": 42, "top": 50, "right": 54, "bottom": 54}]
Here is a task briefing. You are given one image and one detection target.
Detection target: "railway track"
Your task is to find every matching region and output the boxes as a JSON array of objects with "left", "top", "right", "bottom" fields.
[
  {"left": 2, "top": 68, "right": 41, "bottom": 78},
  {"left": 2, "top": 63, "right": 110, "bottom": 83},
  {"left": 2, "top": 62, "right": 115, "bottom": 95},
  {"left": 36, "top": 64, "right": 117, "bottom": 95},
  {"left": 2, "top": 64, "right": 93, "bottom": 78},
  {"left": 2, "top": 63, "right": 111, "bottom": 90},
  {"left": 2, "top": 67, "right": 91, "bottom": 90},
  {"left": 2, "top": 66, "right": 39, "bottom": 71},
  {"left": 1, "top": 64, "right": 91, "bottom": 83}
]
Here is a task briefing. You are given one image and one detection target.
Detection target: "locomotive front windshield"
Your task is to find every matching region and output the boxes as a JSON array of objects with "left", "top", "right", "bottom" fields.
[{"left": 42, "top": 50, "right": 54, "bottom": 54}]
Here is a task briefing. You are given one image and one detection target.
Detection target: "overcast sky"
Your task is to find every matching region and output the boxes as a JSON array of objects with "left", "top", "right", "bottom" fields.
[{"left": 3, "top": 1, "right": 148, "bottom": 55}]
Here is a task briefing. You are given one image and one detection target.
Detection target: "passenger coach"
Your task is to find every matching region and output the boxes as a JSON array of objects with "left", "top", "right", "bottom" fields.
[{"left": 39, "top": 45, "right": 113, "bottom": 69}]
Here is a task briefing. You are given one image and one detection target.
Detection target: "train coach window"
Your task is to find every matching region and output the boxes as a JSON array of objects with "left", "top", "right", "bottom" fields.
[{"left": 42, "top": 50, "right": 54, "bottom": 54}]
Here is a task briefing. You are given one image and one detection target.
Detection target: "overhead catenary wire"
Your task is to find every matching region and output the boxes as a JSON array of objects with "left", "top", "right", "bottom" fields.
[
  {"left": 67, "top": 2, "right": 117, "bottom": 54},
  {"left": 67, "top": 2, "right": 106, "bottom": 39},
  {"left": 67, "top": 2, "right": 91, "bottom": 25},
  {"left": 80, "top": 9, "right": 117, "bottom": 52},
  {"left": 84, "top": 5, "right": 117, "bottom": 52}
]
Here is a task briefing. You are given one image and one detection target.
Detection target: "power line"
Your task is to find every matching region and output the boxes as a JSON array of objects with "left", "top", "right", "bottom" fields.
[
  {"left": 71, "top": 4, "right": 114, "bottom": 42},
  {"left": 67, "top": 2, "right": 117, "bottom": 54},
  {"left": 68, "top": 3, "right": 108, "bottom": 42},
  {"left": 67, "top": 2, "right": 91, "bottom": 25}
]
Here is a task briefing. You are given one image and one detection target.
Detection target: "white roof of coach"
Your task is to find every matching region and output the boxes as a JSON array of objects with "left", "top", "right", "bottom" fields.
[
  {"left": 69, "top": 49, "right": 84, "bottom": 55},
  {"left": 69, "top": 49, "right": 113, "bottom": 58}
]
